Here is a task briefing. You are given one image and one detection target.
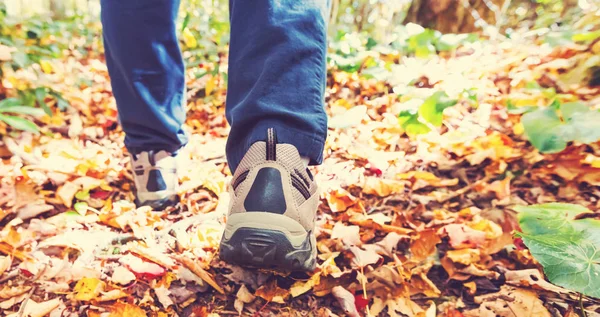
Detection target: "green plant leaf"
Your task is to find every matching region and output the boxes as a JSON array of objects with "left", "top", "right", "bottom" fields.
[
  {"left": 34, "top": 87, "right": 52, "bottom": 116},
  {"left": 0, "top": 114, "right": 39, "bottom": 133},
  {"left": 0, "top": 106, "right": 46, "bottom": 117},
  {"left": 75, "top": 190, "right": 90, "bottom": 201},
  {"left": 418, "top": 91, "right": 457, "bottom": 127},
  {"left": 521, "top": 107, "right": 566, "bottom": 153},
  {"left": 515, "top": 203, "right": 590, "bottom": 236},
  {"left": 74, "top": 202, "right": 88, "bottom": 216},
  {"left": 398, "top": 110, "right": 430, "bottom": 136},
  {"left": 517, "top": 203, "right": 600, "bottom": 298},
  {"left": 0, "top": 98, "right": 22, "bottom": 108},
  {"left": 507, "top": 100, "right": 536, "bottom": 114},
  {"left": 559, "top": 102, "right": 600, "bottom": 144}
]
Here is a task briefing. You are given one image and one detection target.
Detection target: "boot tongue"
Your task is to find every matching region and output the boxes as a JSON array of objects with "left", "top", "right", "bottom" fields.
[{"left": 266, "top": 128, "right": 277, "bottom": 161}]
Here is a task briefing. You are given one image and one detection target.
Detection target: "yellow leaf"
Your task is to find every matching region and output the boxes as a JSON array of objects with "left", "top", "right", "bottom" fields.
[
  {"left": 182, "top": 29, "right": 197, "bottom": 48},
  {"left": 205, "top": 76, "right": 216, "bottom": 96},
  {"left": 40, "top": 60, "right": 53, "bottom": 74},
  {"left": 362, "top": 177, "right": 405, "bottom": 197},
  {"left": 290, "top": 272, "right": 321, "bottom": 297},
  {"left": 513, "top": 122, "right": 524, "bottom": 135},
  {"left": 446, "top": 249, "right": 481, "bottom": 265},
  {"left": 73, "top": 277, "right": 105, "bottom": 301},
  {"left": 108, "top": 302, "right": 147, "bottom": 317}
]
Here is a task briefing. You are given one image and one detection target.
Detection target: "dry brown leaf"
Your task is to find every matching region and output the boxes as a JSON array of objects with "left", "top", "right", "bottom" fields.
[
  {"left": 0, "top": 255, "right": 12, "bottom": 276},
  {"left": 95, "top": 289, "right": 128, "bottom": 302},
  {"left": 290, "top": 272, "right": 321, "bottom": 297},
  {"left": 254, "top": 279, "right": 290, "bottom": 304},
  {"left": 16, "top": 203, "right": 54, "bottom": 220},
  {"left": 439, "top": 224, "right": 486, "bottom": 248},
  {"left": 0, "top": 293, "right": 27, "bottom": 310},
  {"left": 0, "top": 285, "right": 31, "bottom": 299},
  {"left": 397, "top": 171, "right": 458, "bottom": 189},
  {"left": 362, "top": 177, "right": 405, "bottom": 196},
  {"left": 110, "top": 266, "right": 136, "bottom": 285},
  {"left": 108, "top": 301, "right": 148, "bottom": 317},
  {"left": 504, "top": 269, "right": 572, "bottom": 294},
  {"left": 234, "top": 284, "right": 256, "bottom": 314},
  {"left": 56, "top": 181, "right": 79, "bottom": 208},
  {"left": 176, "top": 255, "right": 224, "bottom": 294},
  {"left": 348, "top": 246, "right": 383, "bottom": 268},
  {"left": 331, "top": 286, "right": 360, "bottom": 317},
  {"left": 410, "top": 229, "right": 441, "bottom": 261},
  {"left": 468, "top": 286, "right": 551, "bottom": 317},
  {"left": 446, "top": 249, "right": 480, "bottom": 265},
  {"left": 6, "top": 298, "right": 62, "bottom": 317},
  {"left": 154, "top": 286, "right": 174, "bottom": 308},
  {"left": 331, "top": 222, "right": 361, "bottom": 246},
  {"left": 325, "top": 188, "right": 357, "bottom": 212}
]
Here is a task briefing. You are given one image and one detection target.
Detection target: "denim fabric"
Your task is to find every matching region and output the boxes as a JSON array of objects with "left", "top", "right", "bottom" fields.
[{"left": 100, "top": 0, "right": 329, "bottom": 172}]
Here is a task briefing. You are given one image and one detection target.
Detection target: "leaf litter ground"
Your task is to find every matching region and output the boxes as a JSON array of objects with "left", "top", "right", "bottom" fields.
[{"left": 1, "top": 24, "right": 600, "bottom": 317}]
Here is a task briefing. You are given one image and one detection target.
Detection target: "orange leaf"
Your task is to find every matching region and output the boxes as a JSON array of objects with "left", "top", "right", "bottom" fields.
[{"left": 108, "top": 302, "right": 147, "bottom": 317}]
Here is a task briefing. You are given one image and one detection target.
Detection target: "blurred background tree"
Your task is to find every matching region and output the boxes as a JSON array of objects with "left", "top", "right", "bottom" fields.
[{"left": 2, "top": 0, "right": 591, "bottom": 36}]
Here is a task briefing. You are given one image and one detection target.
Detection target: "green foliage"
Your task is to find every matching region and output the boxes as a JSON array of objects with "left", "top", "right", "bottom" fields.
[
  {"left": 521, "top": 101, "right": 600, "bottom": 153},
  {"left": 398, "top": 91, "right": 457, "bottom": 136},
  {"left": 516, "top": 203, "right": 600, "bottom": 299},
  {"left": 0, "top": 97, "right": 47, "bottom": 134},
  {"left": 328, "top": 24, "right": 479, "bottom": 74}
]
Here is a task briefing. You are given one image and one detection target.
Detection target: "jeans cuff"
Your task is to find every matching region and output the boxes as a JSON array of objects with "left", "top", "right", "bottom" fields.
[{"left": 227, "top": 120, "right": 326, "bottom": 173}]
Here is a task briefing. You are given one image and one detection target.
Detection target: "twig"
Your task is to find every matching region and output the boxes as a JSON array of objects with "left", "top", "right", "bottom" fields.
[
  {"left": 580, "top": 293, "right": 587, "bottom": 317},
  {"left": 17, "top": 286, "right": 36, "bottom": 317},
  {"left": 438, "top": 176, "right": 492, "bottom": 203}
]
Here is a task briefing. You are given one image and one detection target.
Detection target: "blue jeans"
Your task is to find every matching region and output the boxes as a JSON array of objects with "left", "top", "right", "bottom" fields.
[{"left": 100, "top": 0, "right": 329, "bottom": 172}]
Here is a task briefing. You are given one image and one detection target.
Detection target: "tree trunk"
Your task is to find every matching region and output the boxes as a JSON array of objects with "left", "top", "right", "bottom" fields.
[{"left": 405, "top": 0, "right": 501, "bottom": 33}]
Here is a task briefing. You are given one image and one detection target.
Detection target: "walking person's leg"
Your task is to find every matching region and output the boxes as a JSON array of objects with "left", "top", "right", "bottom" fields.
[
  {"left": 220, "top": 0, "right": 329, "bottom": 271},
  {"left": 100, "top": 0, "right": 187, "bottom": 208}
]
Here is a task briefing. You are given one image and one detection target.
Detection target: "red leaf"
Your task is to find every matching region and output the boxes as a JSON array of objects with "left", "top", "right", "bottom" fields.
[
  {"left": 90, "top": 189, "right": 112, "bottom": 200},
  {"left": 20, "top": 268, "right": 33, "bottom": 278},
  {"left": 514, "top": 237, "right": 526, "bottom": 250},
  {"left": 354, "top": 294, "right": 369, "bottom": 312}
]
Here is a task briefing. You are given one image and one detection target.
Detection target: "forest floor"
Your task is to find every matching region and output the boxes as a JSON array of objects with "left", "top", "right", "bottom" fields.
[{"left": 1, "top": 16, "right": 600, "bottom": 317}]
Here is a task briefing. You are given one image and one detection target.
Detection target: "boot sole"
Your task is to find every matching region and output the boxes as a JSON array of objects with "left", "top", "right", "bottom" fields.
[{"left": 219, "top": 212, "right": 316, "bottom": 271}]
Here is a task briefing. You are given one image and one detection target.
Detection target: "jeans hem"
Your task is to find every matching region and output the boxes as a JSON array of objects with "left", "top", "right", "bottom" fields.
[{"left": 227, "top": 120, "right": 325, "bottom": 173}]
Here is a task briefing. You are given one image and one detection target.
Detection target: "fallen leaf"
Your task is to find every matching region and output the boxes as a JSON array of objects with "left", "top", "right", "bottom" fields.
[
  {"left": 119, "top": 254, "right": 166, "bottom": 281},
  {"left": 363, "top": 177, "right": 405, "bottom": 196},
  {"left": 331, "top": 286, "right": 360, "bottom": 317},
  {"left": 410, "top": 229, "right": 441, "bottom": 261},
  {"left": 0, "top": 255, "right": 12, "bottom": 276},
  {"left": 325, "top": 189, "right": 357, "bottom": 212},
  {"left": 466, "top": 285, "right": 551, "bottom": 317},
  {"left": 504, "top": 269, "right": 572, "bottom": 294},
  {"left": 348, "top": 246, "right": 383, "bottom": 268},
  {"left": 234, "top": 284, "right": 256, "bottom": 314},
  {"left": 110, "top": 266, "right": 136, "bottom": 286},
  {"left": 0, "top": 285, "right": 31, "bottom": 299},
  {"left": 440, "top": 224, "right": 486, "bottom": 248},
  {"left": 154, "top": 286, "right": 174, "bottom": 308},
  {"left": 73, "top": 277, "right": 105, "bottom": 301},
  {"left": 6, "top": 298, "right": 62, "bottom": 317},
  {"left": 290, "top": 272, "right": 321, "bottom": 297},
  {"left": 176, "top": 255, "right": 224, "bottom": 294},
  {"left": 331, "top": 222, "right": 361, "bottom": 246},
  {"left": 255, "top": 279, "right": 290, "bottom": 304},
  {"left": 108, "top": 301, "right": 147, "bottom": 317},
  {"left": 446, "top": 249, "right": 481, "bottom": 265},
  {"left": 96, "top": 289, "right": 128, "bottom": 302}
]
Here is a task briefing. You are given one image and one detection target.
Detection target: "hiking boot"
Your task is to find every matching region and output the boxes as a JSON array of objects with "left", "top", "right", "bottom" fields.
[
  {"left": 130, "top": 150, "right": 178, "bottom": 209},
  {"left": 219, "top": 128, "right": 319, "bottom": 271}
]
